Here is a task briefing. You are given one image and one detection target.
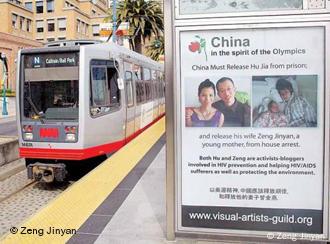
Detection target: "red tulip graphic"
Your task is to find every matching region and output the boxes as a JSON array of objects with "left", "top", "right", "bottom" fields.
[
  {"left": 188, "top": 36, "right": 208, "bottom": 61},
  {"left": 188, "top": 42, "right": 200, "bottom": 52}
]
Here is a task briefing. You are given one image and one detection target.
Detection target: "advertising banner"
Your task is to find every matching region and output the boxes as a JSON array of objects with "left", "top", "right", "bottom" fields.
[
  {"left": 179, "top": 26, "right": 325, "bottom": 234},
  {"left": 179, "top": 0, "right": 304, "bottom": 15}
]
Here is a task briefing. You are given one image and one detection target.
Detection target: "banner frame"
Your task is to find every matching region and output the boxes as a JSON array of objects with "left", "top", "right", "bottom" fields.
[{"left": 168, "top": 19, "right": 330, "bottom": 241}]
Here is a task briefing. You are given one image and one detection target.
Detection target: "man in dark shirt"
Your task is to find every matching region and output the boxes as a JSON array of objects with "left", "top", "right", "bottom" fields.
[{"left": 212, "top": 77, "right": 251, "bottom": 127}]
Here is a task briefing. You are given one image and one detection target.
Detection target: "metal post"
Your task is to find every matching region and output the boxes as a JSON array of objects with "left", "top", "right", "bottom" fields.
[
  {"left": 112, "top": 0, "right": 117, "bottom": 43},
  {"left": 1, "top": 55, "right": 8, "bottom": 116},
  {"left": 164, "top": 0, "right": 175, "bottom": 240}
]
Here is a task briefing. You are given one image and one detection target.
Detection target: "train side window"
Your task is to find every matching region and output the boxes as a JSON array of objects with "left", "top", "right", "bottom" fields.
[
  {"left": 143, "top": 68, "right": 151, "bottom": 101},
  {"left": 145, "top": 83, "right": 149, "bottom": 101},
  {"left": 91, "top": 66, "right": 109, "bottom": 107},
  {"left": 157, "top": 71, "right": 162, "bottom": 99},
  {"left": 151, "top": 70, "right": 158, "bottom": 99},
  {"left": 140, "top": 82, "right": 146, "bottom": 103},
  {"left": 125, "top": 71, "right": 134, "bottom": 107},
  {"left": 136, "top": 82, "right": 145, "bottom": 104},
  {"left": 142, "top": 68, "right": 151, "bottom": 81},
  {"left": 151, "top": 70, "right": 157, "bottom": 80},
  {"left": 160, "top": 72, "right": 165, "bottom": 98},
  {"left": 153, "top": 83, "right": 157, "bottom": 99},
  {"left": 157, "top": 82, "right": 162, "bottom": 98},
  {"left": 133, "top": 64, "right": 141, "bottom": 80},
  {"left": 135, "top": 82, "right": 141, "bottom": 104}
]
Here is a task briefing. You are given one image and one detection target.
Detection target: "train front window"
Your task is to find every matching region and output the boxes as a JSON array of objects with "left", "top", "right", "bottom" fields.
[
  {"left": 23, "top": 80, "right": 79, "bottom": 120},
  {"left": 22, "top": 52, "right": 79, "bottom": 121}
]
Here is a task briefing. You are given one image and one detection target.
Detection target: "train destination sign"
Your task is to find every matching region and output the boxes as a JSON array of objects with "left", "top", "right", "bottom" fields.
[
  {"left": 24, "top": 52, "right": 79, "bottom": 68},
  {"left": 177, "top": 25, "right": 327, "bottom": 238}
]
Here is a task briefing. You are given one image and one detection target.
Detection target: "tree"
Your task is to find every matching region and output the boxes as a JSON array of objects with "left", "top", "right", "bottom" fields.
[
  {"left": 146, "top": 36, "right": 164, "bottom": 61},
  {"left": 107, "top": 0, "right": 163, "bottom": 53}
]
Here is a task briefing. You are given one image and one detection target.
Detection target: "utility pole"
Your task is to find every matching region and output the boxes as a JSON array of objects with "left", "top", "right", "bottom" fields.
[
  {"left": 0, "top": 53, "right": 8, "bottom": 116},
  {"left": 112, "top": 0, "right": 117, "bottom": 43}
]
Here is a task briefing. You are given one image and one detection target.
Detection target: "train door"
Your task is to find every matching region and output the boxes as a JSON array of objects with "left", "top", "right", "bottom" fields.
[
  {"left": 124, "top": 62, "right": 135, "bottom": 142},
  {"left": 88, "top": 59, "right": 124, "bottom": 149}
]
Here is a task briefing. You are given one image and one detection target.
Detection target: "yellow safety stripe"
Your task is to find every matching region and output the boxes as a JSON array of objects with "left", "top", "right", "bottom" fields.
[{"left": 1, "top": 117, "right": 165, "bottom": 244}]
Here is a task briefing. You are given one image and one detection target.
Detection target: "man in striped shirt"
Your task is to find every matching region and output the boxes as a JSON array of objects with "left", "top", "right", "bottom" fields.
[{"left": 276, "top": 78, "right": 317, "bottom": 127}]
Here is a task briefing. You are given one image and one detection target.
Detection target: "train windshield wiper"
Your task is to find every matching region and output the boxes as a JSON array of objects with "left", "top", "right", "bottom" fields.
[
  {"left": 26, "top": 97, "right": 45, "bottom": 124},
  {"left": 26, "top": 81, "right": 45, "bottom": 124}
]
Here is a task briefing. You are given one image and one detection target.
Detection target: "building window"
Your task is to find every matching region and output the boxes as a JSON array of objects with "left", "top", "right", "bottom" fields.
[
  {"left": 76, "top": 19, "right": 80, "bottom": 33},
  {"left": 58, "top": 18, "right": 66, "bottom": 31},
  {"left": 58, "top": 37, "right": 66, "bottom": 40},
  {"left": 25, "top": 2, "right": 32, "bottom": 10},
  {"left": 47, "top": 0, "right": 54, "bottom": 12},
  {"left": 36, "top": 1, "right": 43, "bottom": 14},
  {"left": 36, "top": 20, "right": 44, "bottom": 32},
  {"left": 26, "top": 19, "right": 32, "bottom": 32},
  {"left": 81, "top": 22, "right": 85, "bottom": 34},
  {"left": 47, "top": 19, "right": 55, "bottom": 32},
  {"left": 92, "top": 25, "right": 99, "bottom": 36},
  {"left": 19, "top": 16, "right": 25, "bottom": 30},
  {"left": 92, "top": 9, "right": 96, "bottom": 15},
  {"left": 12, "top": 14, "right": 18, "bottom": 28},
  {"left": 65, "top": 1, "right": 75, "bottom": 8},
  {"left": 47, "top": 38, "right": 55, "bottom": 42},
  {"left": 86, "top": 24, "right": 89, "bottom": 35},
  {"left": 83, "top": 23, "right": 87, "bottom": 35}
]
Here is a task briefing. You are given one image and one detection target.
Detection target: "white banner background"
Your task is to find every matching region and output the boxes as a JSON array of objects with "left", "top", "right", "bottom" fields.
[{"left": 180, "top": 27, "right": 324, "bottom": 210}]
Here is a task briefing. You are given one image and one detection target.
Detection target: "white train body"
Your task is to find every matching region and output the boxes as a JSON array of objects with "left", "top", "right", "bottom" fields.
[{"left": 16, "top": 41, "right": 164, "bottom": 172}]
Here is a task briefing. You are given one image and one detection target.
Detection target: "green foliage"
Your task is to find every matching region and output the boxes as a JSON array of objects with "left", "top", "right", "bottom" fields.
[
  {"left": 106, "top": 0, "right": 164, "bottom": 52},
  {"left": 146, "top": 36, "right": 164, "bottom": 61},
  {"left": 0, "top": 89, "right": 15, "bottom": 97}
]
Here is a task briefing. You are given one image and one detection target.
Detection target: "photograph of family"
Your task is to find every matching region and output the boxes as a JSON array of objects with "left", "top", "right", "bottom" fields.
[
  {"left": 184, "top": 75, "right": 318, "bottom": 128},
  {"left": 252, "top": 75, "right": 318, "bottom": 128},
  {"left": 185, "top": 76, "right": 251, "bottom": 127}
]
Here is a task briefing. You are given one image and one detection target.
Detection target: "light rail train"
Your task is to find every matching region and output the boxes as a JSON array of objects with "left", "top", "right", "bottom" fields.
[{"left": 16, "top": 40, "right": 165, "bottom": 182}]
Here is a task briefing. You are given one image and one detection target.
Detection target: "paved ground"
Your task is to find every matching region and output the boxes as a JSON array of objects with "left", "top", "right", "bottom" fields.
[
  {"left": 0, "top": 121, "right": 17, "bottom": 136},
  {"left": 0, "top": 137, "right": 15, "bottom": 144},
  {"left": 0, "top": 169, "right": 71, "bottom": 237},
  {"left": 94, "top": 146, "right": 167, "bottom": 244},
  {"left": 0, "top": 97, "right": 16, "bottom": 120},
  {"left": 0, "top": 88, "right": 69, "bottom": 238},
  {"left": 0, "top": 97, "right": 17, "bottom": 136}
]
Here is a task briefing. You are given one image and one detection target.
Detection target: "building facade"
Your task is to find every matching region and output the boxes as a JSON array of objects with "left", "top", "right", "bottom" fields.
[
  {"left": 0, "top": 0, "right": 110, "bottom": 90},
  {"left": 0, "top": 0, "right": 109, "bottom": 42},
  {"left": 0, "top": 32, "right": 42, "bottom": 91}
]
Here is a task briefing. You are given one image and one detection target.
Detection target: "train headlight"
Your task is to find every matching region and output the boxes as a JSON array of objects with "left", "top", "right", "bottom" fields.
[
  {"left": 24, "top": 133, "right": 33, "bottom": 140},
  {"left": 65, "top": 126, "right": 77, "bottom": 134},
  {"left": 65, "top": 133, "right": 76, "bottom": 142},
  {"left": 23, "top": 125, "right": 33, "bottom": 132}
]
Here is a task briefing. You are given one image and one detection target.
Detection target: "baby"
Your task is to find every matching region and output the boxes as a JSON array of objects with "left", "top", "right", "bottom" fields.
[{"left": 253, "top": 100, "right": 288, "bottom": 127}]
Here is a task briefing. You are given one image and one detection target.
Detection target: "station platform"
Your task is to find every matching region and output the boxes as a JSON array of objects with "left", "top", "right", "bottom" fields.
[{"left": 0, "top": 117, "right": 182, "bottom": 244}]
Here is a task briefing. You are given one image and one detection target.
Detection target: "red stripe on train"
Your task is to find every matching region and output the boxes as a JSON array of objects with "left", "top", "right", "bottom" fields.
[{"left": 19, "top": 114, "right": 165, "bottom": 160}]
